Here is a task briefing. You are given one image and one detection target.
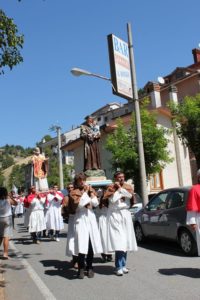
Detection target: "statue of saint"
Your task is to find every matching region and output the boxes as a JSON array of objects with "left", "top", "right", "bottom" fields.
[
  {"left": 80, "top": 116, "right": 101, "bottom": 171},
  {"left": 32, "top": 147, "right": 49, "bottom": 191}
]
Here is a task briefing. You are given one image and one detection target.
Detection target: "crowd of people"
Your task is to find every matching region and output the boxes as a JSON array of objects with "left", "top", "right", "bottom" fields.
[
  {"left": 0, "top": 170, "right": 139, "bottom": 278},
  {"left": 1, "top": 168, "right": 200, "bottom": 280}
]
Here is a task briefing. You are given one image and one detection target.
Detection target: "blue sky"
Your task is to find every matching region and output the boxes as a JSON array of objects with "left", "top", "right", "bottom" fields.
[{"left": 1, "top": 0, "right": 200, "bottom": 148}]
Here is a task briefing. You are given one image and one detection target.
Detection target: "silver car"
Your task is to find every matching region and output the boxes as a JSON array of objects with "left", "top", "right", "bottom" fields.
[{"left": 134, "top": 186, "right": 198, "bottom": 256}]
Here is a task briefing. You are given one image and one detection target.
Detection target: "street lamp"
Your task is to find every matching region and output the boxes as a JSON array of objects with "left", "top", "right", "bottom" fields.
[
  {"left": 71, "top": 68, "right": 111, "bottom": 81},
  {"left": 49, "top": 125, "right": 64, "bottom": 190}
]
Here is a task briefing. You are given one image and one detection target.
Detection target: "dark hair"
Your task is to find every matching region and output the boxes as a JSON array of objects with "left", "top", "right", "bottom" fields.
[
  {"left": 114, "top": 171, "right": 124, "bottom": 178},
  {"left": 74, "top": 172, "right": 86, "bottom": 187},
  {"left": 0, "top": 187, "right": 8, "bottom": 199}
]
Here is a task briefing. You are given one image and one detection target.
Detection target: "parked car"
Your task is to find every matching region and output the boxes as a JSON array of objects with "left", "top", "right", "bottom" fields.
[{"left": 134, "top": 186, "right": 198, "bottom": 256}]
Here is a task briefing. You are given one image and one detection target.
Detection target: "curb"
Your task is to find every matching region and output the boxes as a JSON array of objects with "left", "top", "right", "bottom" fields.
[{"left": 0, "top": 259, "right": 5, "bottom": 300}]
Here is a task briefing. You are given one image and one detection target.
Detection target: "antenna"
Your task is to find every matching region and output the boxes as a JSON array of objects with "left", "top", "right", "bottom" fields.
[{"left": 157, "top": 76, "right": 165, "bottom": 84}]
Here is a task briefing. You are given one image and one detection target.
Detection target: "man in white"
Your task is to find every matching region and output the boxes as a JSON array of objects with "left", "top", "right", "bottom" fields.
[
  {"left": 67, "top": 172, "right": 102, "bottom": 279},
  {"left": 46, "top": 185, "right": 64, "bottom": 242},
  {"left": 104, "top": 171, "right": 138, "bottom": 276}
]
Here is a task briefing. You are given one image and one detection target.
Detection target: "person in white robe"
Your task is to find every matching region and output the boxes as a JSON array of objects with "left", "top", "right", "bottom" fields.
[
  {"left": 46, "top": 185, "right": 64, "bottom": 242},
  {"left": 105, "top": 171, "right": 138, "bottom": 276},
  {"left": 67, "top": 172, "right": 102, "bottom": 279},
  {"left": 64, "top": 183, "right": 78, "bottom": 268},
  {"left": 27, "top": 186, "right": 46, "bottom": 244},
  {"left": 95, "top": 195, "right": 113, "bottom": 262}
]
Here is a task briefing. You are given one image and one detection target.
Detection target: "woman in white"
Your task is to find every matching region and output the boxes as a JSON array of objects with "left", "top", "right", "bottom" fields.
[
  {"left": 28, "top": 186, "right": 46, "bottom": 244},
  {"left": 46, "top": 185, "right": 64, "bottom": 242},
  {"left": 67, "top": 172, "right": 102, "bottom": 279},
  {"left": 106, "top": 172, "right": 138, "bottom": 276},
  {"left": 0, "top": 187, "right": 17, "bottom": 258}
]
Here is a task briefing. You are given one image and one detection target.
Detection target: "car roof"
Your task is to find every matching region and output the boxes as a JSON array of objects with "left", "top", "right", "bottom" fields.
[{"left": 157, "top": 186, "right": 191, "bottom": 193}]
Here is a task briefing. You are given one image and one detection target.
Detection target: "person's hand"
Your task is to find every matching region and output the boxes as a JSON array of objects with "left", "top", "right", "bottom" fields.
[
  {"left": 114, "top": 182, "right": 121, "bottom": 189},
  {"left": 190, "top": 224, "right": 197, "bottom": 231}
]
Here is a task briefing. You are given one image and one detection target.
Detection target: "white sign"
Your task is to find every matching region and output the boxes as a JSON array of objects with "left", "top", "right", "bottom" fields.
[{"left": 108, "top": 34, "right": 133, "bottom": 100}]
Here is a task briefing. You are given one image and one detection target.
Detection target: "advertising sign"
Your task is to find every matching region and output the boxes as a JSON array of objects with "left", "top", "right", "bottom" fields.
[{"left": 107, "top": 34, "right": 133, "bottom": 100}]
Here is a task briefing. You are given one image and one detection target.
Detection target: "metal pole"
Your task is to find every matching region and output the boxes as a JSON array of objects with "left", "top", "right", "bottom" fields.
[
  {"left": 127, "top": 22, "right": 148, "bottom": 206},
  {"left": 57, "top": 126, "right": 64, "bottom": 190}
]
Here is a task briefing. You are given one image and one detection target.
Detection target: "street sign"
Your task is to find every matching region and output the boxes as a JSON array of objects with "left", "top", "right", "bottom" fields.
[{"left": 107, "top": 34, "right": 133, "bottom": 100}]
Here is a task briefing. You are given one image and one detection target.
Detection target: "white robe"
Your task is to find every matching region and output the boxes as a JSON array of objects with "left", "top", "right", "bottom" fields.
[
  {"left": 96, "top": 206, "right": 109, "bottom": 254},
  {"left": 73, "top": 192, "right": 103, "bottom": 255},
  {"left": 46, "top": 193, "right": 64, "bottom": 231},
  {"left": 107, "top": 188, "right": 138, "bottom": 252},
  {"left": 186, "top": 211, "right": 200, "bottom": 256},
  {"left": 66, "top": 214, "right": 76, "bottom": 256},
  {"left": 28, "top": 197, "right": 46, "bottom": 233}
]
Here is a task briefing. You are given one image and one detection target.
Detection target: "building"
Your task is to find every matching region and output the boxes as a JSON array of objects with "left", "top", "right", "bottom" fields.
[{"left": 62, "top": 48, "right": 200, "bottom": 193}]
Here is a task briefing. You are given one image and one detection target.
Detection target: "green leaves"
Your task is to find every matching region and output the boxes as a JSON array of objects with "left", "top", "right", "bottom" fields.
[
  {"left": 169, "top": 93, "right": 200, "bottom": 168},
  {"left": 105, "top": 99, "right": 171, "bottom": 192},
  {"left": 0, "top": 9, "right": 24, "bottom": 74}
]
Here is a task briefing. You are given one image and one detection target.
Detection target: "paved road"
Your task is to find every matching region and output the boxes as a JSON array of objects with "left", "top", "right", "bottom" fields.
[{"left": 1, "top": 217, "right": 200, "bottom": 300}]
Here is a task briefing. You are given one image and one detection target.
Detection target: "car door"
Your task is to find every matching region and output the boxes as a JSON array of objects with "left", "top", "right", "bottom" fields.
[
  {"left": 141, "top": 191, "right": 170, "bottom": 237},
  {"left": 163, "top": 190, "right": 186, "bottom": 240}
]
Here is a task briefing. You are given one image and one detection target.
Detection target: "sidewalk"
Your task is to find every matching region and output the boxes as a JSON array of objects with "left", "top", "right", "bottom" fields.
[{"left": 0, "top": 259, "right": 5, "bottom": 300}]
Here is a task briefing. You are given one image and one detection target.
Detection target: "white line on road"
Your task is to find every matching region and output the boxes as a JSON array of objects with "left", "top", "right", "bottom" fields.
[{"left": 9, "top": 241, "right": 57, "bottom": 300}]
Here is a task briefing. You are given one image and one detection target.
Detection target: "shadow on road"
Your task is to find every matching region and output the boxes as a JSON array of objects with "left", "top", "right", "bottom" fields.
[
  {"left": 40, "top": 259, "right": 115, "bottom": 280},
  {"left": 138, "top": 239, "right": 189, "bottom": 257},
  {"left": 158, "top": 268, "right": 200, "bottom": 278}
]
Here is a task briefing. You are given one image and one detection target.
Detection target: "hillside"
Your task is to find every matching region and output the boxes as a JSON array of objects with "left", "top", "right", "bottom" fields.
[{"left": 2, "top": 156, "right": 32, "bottom": 186}]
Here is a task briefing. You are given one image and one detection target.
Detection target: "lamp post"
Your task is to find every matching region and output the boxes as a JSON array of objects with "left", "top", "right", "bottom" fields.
[
  {"left": 127, "top": 23, "right": 148, "bottom": 205},
  {"left": 49, "top": 125, "right": 64, "bottom": 190}
]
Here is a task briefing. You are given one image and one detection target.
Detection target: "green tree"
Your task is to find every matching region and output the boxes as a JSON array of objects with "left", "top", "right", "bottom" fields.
[
  {"left": 0, "top": 9, "right": 24, "bottom": 74},
  {"left": 169, "top": 93, "right": 200, "bottom": 168},
  {"left": 106, "top": 100, "right": 172, "bottom": 193},
  {"left": 0, "top": 169, "right": 5, "bottom": 186},
  {"left": 8, "top": 164, "right": 26, "bottom": 189}
]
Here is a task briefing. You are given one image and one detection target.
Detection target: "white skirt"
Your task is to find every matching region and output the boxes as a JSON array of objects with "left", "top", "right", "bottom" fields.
[
  {"left": 46, "top": 207, "right": 64, "bottom": 231},
  {"left": 28, "top": 210, "right": 46, "bottom": 233}
]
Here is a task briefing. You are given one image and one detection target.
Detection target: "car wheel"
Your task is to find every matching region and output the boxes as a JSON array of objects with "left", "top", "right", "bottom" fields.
[
  {"left": 134, "top": 223, "right": 145, "bottom": 243},
  {"left": 178, "top": 229, "right": 197, "bottom": 256}
]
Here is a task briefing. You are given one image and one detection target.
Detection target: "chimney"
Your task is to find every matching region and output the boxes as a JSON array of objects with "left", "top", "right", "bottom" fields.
[
  {"left": 192, "top": 48, "right": 200, "bottom": 64},
  {"left": 148, "top": 82, "right": 161, "bottom": 108},
  {"left": 169, "top": 85, "right": 178, "bottom": 103}
]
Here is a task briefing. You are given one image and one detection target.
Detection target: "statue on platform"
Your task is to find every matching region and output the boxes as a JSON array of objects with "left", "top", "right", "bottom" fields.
[
  {"left": 80, "top": 115, "right": 101, "bottom": 172},
  {"left": 32, "top": 147, "right": 49, "bottom": 192}
]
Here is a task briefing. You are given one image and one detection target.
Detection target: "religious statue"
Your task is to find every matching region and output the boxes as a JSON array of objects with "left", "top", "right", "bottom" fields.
[
  {"left": 80, "top": 116, "right": 101, "bottom": 171},
  {"left": 32, "top": 147, "right": 49, "bottom": 192}
]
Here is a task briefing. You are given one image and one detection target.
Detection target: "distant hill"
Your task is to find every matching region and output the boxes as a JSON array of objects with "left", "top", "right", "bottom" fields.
[{"left": 2, "top": 156, "right": 32, "bottom": 186}]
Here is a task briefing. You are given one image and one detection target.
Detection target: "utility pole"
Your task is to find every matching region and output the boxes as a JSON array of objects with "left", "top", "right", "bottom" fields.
[
  {"left": 50, "top": 125, "right": 64, "bottom": 190},
  {"left": 127, "top": 23, "right": 148, "bottom": 205}
]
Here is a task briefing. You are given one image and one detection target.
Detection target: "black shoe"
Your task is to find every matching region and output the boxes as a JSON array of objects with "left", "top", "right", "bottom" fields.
[
  {"left": 87, "top": 269, "right": 94, "bottom": 278},
  {"left": 77, "top": 269, "right": 84, "bottom": 279},
  {"left": 106, "top": 255, "right": 113, "bottom": 262}
]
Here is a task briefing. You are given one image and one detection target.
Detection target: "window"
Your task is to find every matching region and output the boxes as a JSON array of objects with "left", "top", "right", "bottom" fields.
[
  {"left": 166, "top": 192, "right": 184, "bottom": 209},
  {"left": 147, "top": 192, "right": 169, "bottom": 211},
  {"left": 149, "top": 172, "right": 163, "bottom": 191}
]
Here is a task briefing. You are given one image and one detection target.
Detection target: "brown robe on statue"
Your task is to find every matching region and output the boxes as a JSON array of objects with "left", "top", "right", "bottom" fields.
[{"left": 80, "top": 124, "right": 101, "bottom": 171}]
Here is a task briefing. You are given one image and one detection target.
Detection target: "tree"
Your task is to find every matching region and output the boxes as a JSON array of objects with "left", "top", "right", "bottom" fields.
[
  {"left": 105, "top": 99, "right": 172, "bottom": 193},
  {"left": 0, "top": 9, "right": 24, "bottom": 74},
  {"left": 169, "top": 93, "right": 200, "bottom": 168},
  {"left": 0, "top": 169, "right": 5, "bottom": 186},
  {"left": 8, "top": 164, "right": 26, "bottom": 189}
]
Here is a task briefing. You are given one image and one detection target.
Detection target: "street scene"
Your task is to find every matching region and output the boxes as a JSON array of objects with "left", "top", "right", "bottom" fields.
[
  {"left": 1, "top": 217, "right": 200, "bottom": 300},
  {"left": 1, "top": 1, "right": 200, "bottom": 300}
]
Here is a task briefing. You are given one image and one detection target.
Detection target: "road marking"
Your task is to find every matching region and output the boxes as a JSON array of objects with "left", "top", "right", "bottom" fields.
[{"left": 9, "top": 241, "right": 56, "bottom": 300}]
